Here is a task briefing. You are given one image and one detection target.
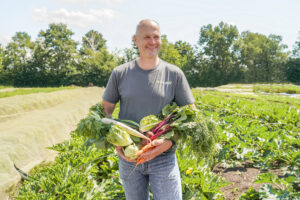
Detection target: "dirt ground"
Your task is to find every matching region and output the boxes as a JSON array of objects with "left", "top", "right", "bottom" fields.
[{"left": 213, "top": 163, "right": 263, "bottom": 200}]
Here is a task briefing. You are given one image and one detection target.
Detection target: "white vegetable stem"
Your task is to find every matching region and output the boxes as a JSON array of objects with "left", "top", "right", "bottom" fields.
[{"left": 101, "top": 118, "right": 151, "bottom": 141}]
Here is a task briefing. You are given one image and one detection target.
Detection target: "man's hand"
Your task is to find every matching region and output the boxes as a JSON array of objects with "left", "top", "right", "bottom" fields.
[
  {"left": 115, "top": 146, "right": 136, "bottom": 162},
  {"left": 137, "top": 139, "right": 173, "bottom": 164},
  {"left": 141, "top": 131, "right": 154, "bottom": 147}
]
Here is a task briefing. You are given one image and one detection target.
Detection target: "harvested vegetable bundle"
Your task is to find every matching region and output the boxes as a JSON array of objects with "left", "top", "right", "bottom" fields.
[
  {"left": 137, "top": 103, "right": 219, "bottom": 161},
  {"left": 75, "top": 102, "right": 218, "bottom": 162},
  {"left": 74, "top": 104, "right": 148, "bottom": 155}
]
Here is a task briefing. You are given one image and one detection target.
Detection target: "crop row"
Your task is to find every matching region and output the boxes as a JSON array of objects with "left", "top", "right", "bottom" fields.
[{"left": 12, "top": 91, "right": 300, "bottom": 199}]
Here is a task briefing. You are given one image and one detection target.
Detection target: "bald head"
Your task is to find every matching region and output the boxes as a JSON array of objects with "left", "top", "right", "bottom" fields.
[{"left": 135, "top": 19, "right": 160, "bottom": 35}]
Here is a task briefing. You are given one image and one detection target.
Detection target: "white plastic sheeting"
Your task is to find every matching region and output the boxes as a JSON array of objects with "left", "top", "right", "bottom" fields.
[{"left": 0, "top": 87, "right": 104, "bottom": 199}]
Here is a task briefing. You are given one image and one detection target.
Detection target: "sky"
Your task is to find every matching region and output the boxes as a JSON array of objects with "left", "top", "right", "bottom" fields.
[{"left": 1, "top": 0, "right": 300, "bottom": 52}]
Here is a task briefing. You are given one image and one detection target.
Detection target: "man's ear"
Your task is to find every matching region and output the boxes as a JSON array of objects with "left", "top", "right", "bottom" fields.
[{"left": 133, "top": 35, "right": 137, "bottom": 45}]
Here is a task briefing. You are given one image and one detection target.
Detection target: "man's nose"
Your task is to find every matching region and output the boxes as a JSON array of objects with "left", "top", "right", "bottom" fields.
[{"left": 149, "top": 38, "right": 156, "bottom": 44}]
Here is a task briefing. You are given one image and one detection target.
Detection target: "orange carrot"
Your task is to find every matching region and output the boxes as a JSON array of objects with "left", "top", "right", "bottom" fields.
[
  {"left": 136, "top": 157, "right": 146, "bottom": 165},
  {"left": 136, "top": 142, "right": 155, "bottom": 157}
]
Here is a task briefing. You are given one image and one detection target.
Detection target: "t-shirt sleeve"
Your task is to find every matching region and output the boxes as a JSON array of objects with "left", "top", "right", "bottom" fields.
[
  {"left": 174, "top": 70, "right": 195, "bottom": 106},
  {"left": 102, "top": 70, "right": 120, "bottom": 104}
]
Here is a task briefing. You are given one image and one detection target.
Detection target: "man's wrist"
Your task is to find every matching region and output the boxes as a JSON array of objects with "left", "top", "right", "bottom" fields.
[{"left": 170, "top": 139, "right": 176, "bottom": 146}]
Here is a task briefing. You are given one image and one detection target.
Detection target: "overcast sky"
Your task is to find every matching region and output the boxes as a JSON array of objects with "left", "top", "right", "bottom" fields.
[{"left": 1, "top": 0, "right": 299, "bottom": 52}]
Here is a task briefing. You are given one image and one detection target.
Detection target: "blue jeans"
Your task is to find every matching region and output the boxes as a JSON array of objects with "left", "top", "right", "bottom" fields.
[{"left": 118, "top": 152, "right": 182, "bottom": 200}]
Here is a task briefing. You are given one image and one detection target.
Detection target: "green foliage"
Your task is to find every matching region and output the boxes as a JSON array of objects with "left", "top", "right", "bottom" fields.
[
  {"left": 0, "top": 24, "right": 117, "bottom": 87},
  {"left": 168, "top": 104, "right": 219, "bottom": 158},
  {"left": 197, "top": 22, "right": 240, "bottom": 86},
  {"left": 36, "top": 23, "right": 78, "bottom": 86},
  {"left": 239, "top": 187, "right": 260, "bottom": 200},
  {"left": 1, "top": 32, "right": 34, "bottom": 86},
  {"left": 14, "top": 137, "right": 125, "bottom": 200},
  {"left": 235, "top": 32, "right": 288, "bottom": 83},
  {"left": 13, "top": 90, "right": 300, "bottom": 199},
  {"left": 140, "top": 103, "right": 219, "bottom": 159},
  {"left": 194, "top": 91, "right": 300, "bottom": 170},
  {"left": 75, "top": 103, "right": 144, "bottom": 149},
  {"left": 292, "top": 31, "right": 300, "bottom": 58},
  {"left": 285, "top": 58, "right": 300, "bottom": 84},
  {"left": 246, "top": 173, "right": 300, "bottom": 199},
  {"left": 75, "top": 30, "right": 118, "bottom": 86},
  {"left": 253, "top": 84, "right": 300, "bottom": 94},
  {"left": 81, "top": 30, "right": 107, "bottom": 51},
  {"left": 0, "top": 22, "right": 297, "bottom": 87},
  {"left": 74, "top": 105, "right": 112, "bottom": 149},
  {"left": 159, "top": 35, "right": 184, "bottom": 67},
  {"left": 119, "top": 48, "right": 138, "bottom": 64},
  {"left": 174, "top": 41, "right": 198, "bottom": 87},
  {"left": 178, "top": 147, "right": 230, "bottom": 199}
]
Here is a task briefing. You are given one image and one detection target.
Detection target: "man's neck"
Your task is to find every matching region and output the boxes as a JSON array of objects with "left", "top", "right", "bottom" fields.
[{"left": 137, "top": 57, "right": 159, "bottom": 70}]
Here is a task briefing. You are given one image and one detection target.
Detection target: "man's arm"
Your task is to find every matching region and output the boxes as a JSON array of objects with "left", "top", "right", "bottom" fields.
[
  {"left": 190, "top": 103, "right": 196, "bottom": 109},
  {"left": 101, "top": 99, "right": 116, "bottom": 118}
]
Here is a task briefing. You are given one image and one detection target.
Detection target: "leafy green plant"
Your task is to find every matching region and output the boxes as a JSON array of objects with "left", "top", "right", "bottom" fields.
[
  {"left": 254, "top": 173, "right": 300, "bottom": 199},
  {"left": 239, "top": 186, "right": 260, "bottom": 200},
  {"left": 178, "top": 145, "right": 230, "bottom": 200},
  {"left": 14, "top": 136, "right": 125, "bottom": 200}
]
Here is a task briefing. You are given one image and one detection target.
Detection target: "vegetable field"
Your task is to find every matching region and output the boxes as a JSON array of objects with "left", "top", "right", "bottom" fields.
[{"left": 3, "top": 86, "right": 300, "bottom": 199}]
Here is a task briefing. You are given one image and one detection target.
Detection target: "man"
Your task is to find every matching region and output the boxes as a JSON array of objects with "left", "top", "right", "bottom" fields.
[{"left": 102, "top": 19, "right": 195, "bottom": 200}]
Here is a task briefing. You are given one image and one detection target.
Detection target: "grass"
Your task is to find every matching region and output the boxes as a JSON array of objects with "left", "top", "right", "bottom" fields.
[
  {"left": 0, "top": 86, "right": 76, "bottom": 98},
  {"left": 0, "top": 85, "right": 13, "bottom": 90},
  {"left": 253, "top": 84, "right": 300, "bottom": 94},
  {"left": 192, "top": 89, "right": 300, "bottom": 109}
]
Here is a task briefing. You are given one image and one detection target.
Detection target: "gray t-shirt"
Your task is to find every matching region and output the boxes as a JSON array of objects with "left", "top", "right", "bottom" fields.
[{"left": 102, "top": 59, "right": 195, "bottom": 123}]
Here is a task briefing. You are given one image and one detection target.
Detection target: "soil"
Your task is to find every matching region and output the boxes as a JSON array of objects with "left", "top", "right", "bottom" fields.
[{"left": 213, "top": 163, "right": 263, "bottom": 200}]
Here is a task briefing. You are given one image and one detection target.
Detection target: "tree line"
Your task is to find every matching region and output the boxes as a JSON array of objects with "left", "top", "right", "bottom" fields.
[{"left": 0, "top": 22, "right": 299, "bottom": 87}]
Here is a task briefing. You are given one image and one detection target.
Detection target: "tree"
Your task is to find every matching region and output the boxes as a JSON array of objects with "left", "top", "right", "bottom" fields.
[
  {"left": 81, "top": 30, "right": 106, "bottom": 52},
  {"left": 0, "top": 44, "right": 3, "bottom": 70},
  {"left": 235, "top": 31, "right": 288, "bottom": 82},
  {"left": 2, "top": 32, "right": 34, "bottom": 85},
  {"left": 35, "top": 23, "right": 77, "bottom": 86},
  {"left": 197, "top": 22, "right": 240, "bottom": 86},
  {"left": 158, "top": 35, "right": 183, "bottom": 67},
  {"left": 76, "top": 30, "right": 117, "bottom": 86},
  {"left": 285, "top": 33, "right": 300, "bottom": 84},
  {"left": 292, "top": 31, "right": 300, "bottom": 58},
  {"left": 0, "top": 44, "right": 4, "bottom": 84},
  {"left": 118, "top": 48, "right": 137, "bottom": 64},
  {"left": 285, "top": 58, "right": 300, "bottom": 84},
  {"left": 173, "top": 41, "right": 198, "bottom": 86}
]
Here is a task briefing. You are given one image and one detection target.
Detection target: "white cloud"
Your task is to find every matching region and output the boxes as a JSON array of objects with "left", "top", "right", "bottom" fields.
[{"left": 31, "top": 7, "right": 118, "bottom": 28}]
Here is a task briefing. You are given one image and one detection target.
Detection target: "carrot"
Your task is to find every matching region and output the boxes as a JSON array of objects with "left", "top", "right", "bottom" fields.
[
  {"left": 136, "top": 142, "right": 155, "bottom": 157},
  {"left": 136, "top": 157, "right": 146, "bottom": 165}
]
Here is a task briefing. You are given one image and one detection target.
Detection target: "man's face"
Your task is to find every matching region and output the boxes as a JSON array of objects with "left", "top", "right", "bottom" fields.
[{"left": 134, "top": 23, "right": 161, "bottom": 59}]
